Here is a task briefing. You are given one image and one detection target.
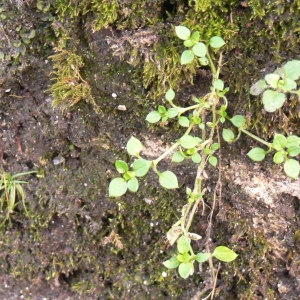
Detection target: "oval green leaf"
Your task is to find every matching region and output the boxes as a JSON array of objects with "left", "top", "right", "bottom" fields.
[
  {"left": 213, "top": 79, "right": 224, "bottom": 91},
  {"left": 247, "top": 147, "right": 266, "bottom": 162},
  {"left": 163, "top": 257, "right": 180, "bottom": 269},
  {"left": 115, "top": 160, "right": 129, "bottom": 173},
  {"left": 178, "top": 116, "right": 190, "bottom": 127},
  {"left": 175, "top": 26, "right": 191, "bottom": 40},
  {"left": 284, "top": 159, "right": 300, "bottom": 179},
  {"left": 177, "top": 236, "right": 191, "bottom": 254},
  {"left": 209, "top": 36, "right": 225, "bottom": 49},
  {"left": 178, "top": 262, "right": 194, "bottom": 279},
  {"left": 273, "top": 151, "right": 285, "bottom": 164},
  {"left": 127, "top": 177, "right": 139, "bottom": 192},
  {"left": 132, "top": 158, "right": 151, "bottom": 177},
  {"left": 192, "top": 42, "right": 207, "bottom": 58},
  {"left": 127, "top": 136, "right": 144, "bottom": 156},
  {"left": 230, "top": 115, "right": 246, "bottom": 128},
  {"left": 179, "top": 135, "right": 200, "bottom": 149},
  {"left": 212, "top": 246, "right": 238, "bottom": 262},
  {"left": 287, "top": 146, "right": 300, "bottom": 157},
  {"left": 209, "top": 156, "right": 218, "bottom": 167},
  {"left": 165, "top": 88, "right": 175, "bottom": 101},
  {"left": 283, "top": 60, "right": 300, "bottom": 80},
  {"left": 262, "top": 90, "right": 286, "bottom": 112},
  {"left": 191, "top": 153, "right": 201, "bottom": 163},
  {"left": 167, "top": 108, "right": 179, "bottom": 118},
  {"left": 222, "top": 128, "right": 235, "bottom": 143},
  {"left": 272, "top": 133, "right": 287, "bottom": 151},
  {"left": 109, "top": 178, "right": 128, "bottom": 197},
  {"left": 172, "top": 151, "right": 185, "bottom": 163},
  {"left": 159, "top": 171, "right": 179, "bottom": 189},
  {"left": 265, "top": 73, "right": 280, "bottom": 88},
  {"left": 146, "top": 111, "right": 161, "bottom": 123},
  {"left": 180, "top": 50, "right": 194, "bottom": 65}
]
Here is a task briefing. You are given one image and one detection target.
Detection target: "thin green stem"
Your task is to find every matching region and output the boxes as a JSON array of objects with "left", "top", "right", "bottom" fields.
[
  {"left": 206, "top": 50, "right": 217, "bottom": 76},
  {"left": 240, "top": 128, "right": 272, "bottom": 148}
]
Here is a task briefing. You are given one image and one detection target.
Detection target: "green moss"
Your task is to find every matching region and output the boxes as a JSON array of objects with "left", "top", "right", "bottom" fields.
[{"left": 48, "top": 48, "right": 97, "bottom": 111}]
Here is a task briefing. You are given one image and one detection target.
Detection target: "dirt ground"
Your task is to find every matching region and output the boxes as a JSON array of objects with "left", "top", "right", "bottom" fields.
[{"left": 0, "top": 2, "right": 300, "bottom": 300}]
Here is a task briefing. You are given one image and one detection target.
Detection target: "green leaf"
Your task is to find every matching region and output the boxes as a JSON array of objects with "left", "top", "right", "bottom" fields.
[
  {"left": 176, "top": 252, "right": 191, "bottom": 263},
  {"left": 132, "top": 158, "right": 151, "bottom": 177},
  {"left": 273, "top": 151, "right": 285, "bottom": 164},
  {"left": 213, "top": 79, "right": 224, "bottom": 91},
  {"left": 287, "top": 146, "right": 300, "bottom": 157},
  {"left": 178, "top": 262, "right": 194, "bottom": 279},
  {"left": 212, "top": 246, "right": 238, "bottom": 262},
  {"left": 178, "top": 116, "right": 190, "bottom": 127},
  {"left": 167, "top": 108, "right": 179, "bottom": 118},
  {"left": 175, "top": 26, "right": 191, "bottom": 40},
  {"left": 222, "top": 128, "right": 235, "bottom": 143},
  {"left": 272, "top": 134, "right": 287, "bottom": 151},
  {"left": 209, "top": 36, "right": 225, "bottom": 49},
  {"left": 177, "top": 236, "right": 191, "bottom": 253},
  {"left": 115, "top": 160, "right": 129, "bottom": 173},
  {"left": 199, "top": 57, "right": 209, "bottom": 66},
  {"left": 209, "top": 156, "right": 218, "bottom": 167},
  {"left": 172, "top": 151, "right": 185, "bottom": 163},
  {"left": 262, "top": 90, "right": 286, "bottom": 112},
  {"left": 287, "top": 135, "right": 300, "bottom": 147},
  {"left": 127, "top": 136, "right": 144, "bottom": 156},
  {"left": 146, "top": 111, "right": 161, "bottom": 123},
  {"left": 283, "top": 60, "right": 300, "bottom": 80},
  {"left": 250, "top": 79, "right": 268, "bottom": 96},
  {"left": 109, "top": 178, "right": 128, "bottom": 197},
  {"left": 211, "top": 143, "right": 220, "bottom": 151},
  {"left": 284, "top": 159, "right": 300, "bottom": 179},
  {"left": 184, "top": 39, "right": 194, "bottom": 47},
  {"left": 179, "top": 135, "right": 201, "bottom": 149},
  {"left": 281, "top": 78, "right": 297, "bottom": 91},
  {"left": 127, "top": 177, "right": 139, "bottom": 192},
  {"left": 196, "top": 252, "right": 211, "bottom": 263},
  {"left": 247, "top": 147, "right": 266, "bottom": 162},
  {"left": 159, "top": 171, "right": 179, "bottom": 189},
  {"left": 158, "top": 105, "right": 167, "bottom": 114},
  {"left": 265, "top": 73, "right": 280, "bottom": 88},
  {"left": 230, "top": 115, "right": 246, "bottom": 128},
  {"left": 190, "top": 31, "right": 200, "bottom": 42},
  {"left": 165, "top": 88, "right": 175, "bottom": 101},
  {"left": 191, "top": 153, "right": 201, "bottom": 163},
  {"left": 181, "top": 50, "right": 194, "bottom": 65},
  {"left": 192, "top": 42, "right": 207, "bottom": 57},
  {"left": 163, "top": 257, "right": 180, "bottom": 269}
]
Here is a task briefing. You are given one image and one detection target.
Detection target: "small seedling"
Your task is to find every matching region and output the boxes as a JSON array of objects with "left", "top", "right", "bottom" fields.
[{"left": 0, "top": 170, "right": 36, "bottom": 226}]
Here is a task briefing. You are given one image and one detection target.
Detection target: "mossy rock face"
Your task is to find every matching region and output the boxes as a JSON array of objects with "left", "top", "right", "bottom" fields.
[{"left": 0, "top": 1, "right": 299, "bottom": 299}]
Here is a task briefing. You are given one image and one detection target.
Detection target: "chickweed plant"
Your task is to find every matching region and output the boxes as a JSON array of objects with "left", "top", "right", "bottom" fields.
[
  {"left": 109, "top": 25, "right": 300, "bottom": 295},
  {"left": 0, "top": 170, "right": 36, "bottom": 226}
]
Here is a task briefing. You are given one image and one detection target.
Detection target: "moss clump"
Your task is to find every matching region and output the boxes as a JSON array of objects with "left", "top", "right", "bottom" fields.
[{"left": 48, "top": 48, "right": 97, "bottom": 111}]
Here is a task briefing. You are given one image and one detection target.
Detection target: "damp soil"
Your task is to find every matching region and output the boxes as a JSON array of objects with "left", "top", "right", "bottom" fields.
[{"left": 1, "top": 11, "right": 300, "bottom": 300}]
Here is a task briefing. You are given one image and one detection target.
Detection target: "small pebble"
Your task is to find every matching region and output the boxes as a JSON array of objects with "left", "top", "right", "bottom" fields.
[{"left": 52, "top": 156, "right": 65, "bottom": 165}]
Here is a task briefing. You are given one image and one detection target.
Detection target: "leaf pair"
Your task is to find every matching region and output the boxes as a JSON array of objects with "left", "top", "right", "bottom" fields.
[
  {"left": 247, "top": 134, "right": 300, "bottom": 179},
  {"left": 175, "top": 26, "right": 225, "bottom": 65},
  {"left": 250, "top": 60, "right": 300, "bottom": 112}
]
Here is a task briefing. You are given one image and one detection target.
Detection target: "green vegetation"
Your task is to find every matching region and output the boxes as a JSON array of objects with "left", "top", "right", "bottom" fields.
[
  {"left": 48, "top": 48, "right": 96, "bottom": 110},
  {"left": 109, "top": 25, "right": 299, "bottom": 297},
  {"left": 0, "top": 171, "right": 36, "bottom": 226}
]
